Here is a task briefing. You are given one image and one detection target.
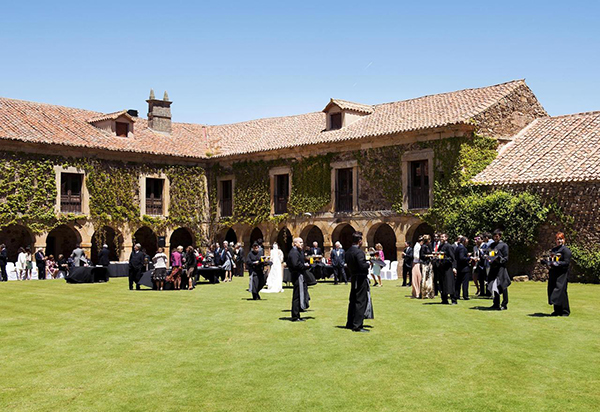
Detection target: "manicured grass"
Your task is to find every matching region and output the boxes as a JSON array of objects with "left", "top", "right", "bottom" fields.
[{"left": 0, "top": 278, "right": 598, "bottom": 411}]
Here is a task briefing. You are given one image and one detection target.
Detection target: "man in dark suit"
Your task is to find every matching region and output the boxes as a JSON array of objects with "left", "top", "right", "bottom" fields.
[
  {"left": 487, "top": 229, "right": 511, "bottom": 310},
  {"left": 98, "top": 244, "right": 110, "bottom": 267},
  {"left": 287, "top": 237, "right": 310, "bottom": 321},
  {"left": 214, "top": 242, "right": 222, "bottom": 266},
  {"left": 309, "top": 241, "right": 322, "bottom": 256},
  {"left": 128, "top": 243, "right": 145, "bottom": 290},
  {"left": 246, "top": 242, "right": 266, "bottom": 300},
  {"left": 345, "top": 232, "right": 372, "bottom": 333},
  {"left": 0, "top": 244, "right": 7, "bottom": 282},
  {"left": 401, "top": 241, "right": 413, "bottom": 287},
  {"left": 330, "top": 241, "right": 347, "bottom": 285},
  {"left": 438, "top": 233, "right": 457, "bottom": 305},
  {"left": 35, "top": 248, "right": 46, "bottom": 280},
  {"left": 455, "top": 236, "right": 471, "bottom": 300}
]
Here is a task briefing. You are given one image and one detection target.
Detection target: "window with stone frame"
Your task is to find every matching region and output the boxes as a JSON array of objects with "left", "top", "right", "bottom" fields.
[
  {"left": 116, "top": 122, "right": 129, "bottom": 137},
  {"left": 60, "top": 173, "right": 83, "bottom": 213},
  {"left": 274, "top": 174, "right": 289, "bottom": 215},
  {"left": 408, "top": 160, "right": 429, "bottom": 209},
  {"left": 336, "top": 167, "right": 353, "bottom": 212},
  {"left": 145, "top": 178, "right": 164, "bottom": 215},
  {"left": 220, "top": 180, "right": 233, "bottom": 217}
]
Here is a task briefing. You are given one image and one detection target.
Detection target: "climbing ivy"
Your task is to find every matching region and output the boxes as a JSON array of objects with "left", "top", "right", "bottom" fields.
[
  {"left": 354, "top": 147, "right": 404, "bottom": 212},
  {"left": 288, "top": 155, "right": 332, "bottom": 214}
]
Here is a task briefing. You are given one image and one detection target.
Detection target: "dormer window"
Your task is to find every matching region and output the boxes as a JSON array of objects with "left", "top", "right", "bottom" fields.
[
  {"left": 330, "top": 113, "right": 342, "bottom": 130},
  {"left": 116, "top": 122, "right": 129, "bottom": 137},
  {"left": 322, "top": 98, "right": 374, "bottom": 131},
  {"left": 88, "top": 110, "right": 135, "bottom": 137}
]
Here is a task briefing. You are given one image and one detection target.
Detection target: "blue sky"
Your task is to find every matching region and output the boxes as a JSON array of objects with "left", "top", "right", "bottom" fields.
[{"left": 1, "top": 1, "right": 598, "bottom": 125}]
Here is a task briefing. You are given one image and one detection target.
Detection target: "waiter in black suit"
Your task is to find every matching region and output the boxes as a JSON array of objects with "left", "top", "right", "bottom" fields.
[
  {"left": 345, "top": 232, "right": 372, "bottom": 333},
  {"left": 455, "top": 237, "right": 471, "bottom": 300},
  {"left": 35, "top": 248, "right": 46, "bottom": 280},
  {"left": 287, "top": 237, "right": 310, "bottom": 321},
  {"left": 128, "top": 243, "right": 145, "bottom": 290},
  {"left": 309, "top": 241, "right": 322, "bottom": 256},
  {"left": 98, "top": 244, "right": 110, "bottom": 267}
]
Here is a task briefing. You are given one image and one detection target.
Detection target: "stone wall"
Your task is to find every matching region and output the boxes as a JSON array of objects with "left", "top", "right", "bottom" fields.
[
  {"left": 507, "top": 181, "right": 600, "bottom": 280},
  {"left": 474, "top": 83, "right": 548, "bottom": 139}
]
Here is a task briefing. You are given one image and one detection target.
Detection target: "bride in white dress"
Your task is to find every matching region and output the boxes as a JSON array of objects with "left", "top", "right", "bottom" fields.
[{"left": 263, "top": 243, "right": 284, "bottom": 293}]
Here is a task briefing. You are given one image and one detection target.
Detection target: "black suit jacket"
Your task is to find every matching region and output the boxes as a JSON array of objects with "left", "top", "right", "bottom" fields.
[
  {"left": 129, "top": 250, "right": 145, "bottom": 270},
  {"left": 345, "top": 245, "right": 370, "bottom": 279},
  {"left": 310, "top": 247, "right": 322, "bottom": 256},
  {"left": 455, "top": 244, "right": 471, "bottom": 274},
  {"left": 287, "top": 247, "right": 306, "bottom": 283},
  {"left": 98, "top": 248, "right": 110, "bottom": 266}
]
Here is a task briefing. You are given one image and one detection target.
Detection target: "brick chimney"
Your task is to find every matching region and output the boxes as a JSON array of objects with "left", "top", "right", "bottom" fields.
[{"left": 146, "top": 89, "right": 172, "bottom": 133}]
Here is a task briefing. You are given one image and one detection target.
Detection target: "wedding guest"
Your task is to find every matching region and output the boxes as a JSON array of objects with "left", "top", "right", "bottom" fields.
[
  {"left": 71, "top": 244, "right": 86, "bottom": 267},
  {"left": 309, "top": 241, "right": 322, "bottom": 256},
  {"left": 98, "top": 244, "right": 110, "bottom": 267},
  {"left": 487, "top": 229, "right": 511, "bottom": 310},
  {"left": 247, "top": 242, "right": 266, "bottom": 300},
  {"left": 472, "top": 236, "right": 484, "bottom": 296},
  {"left": 16, "top": 247, "right": 29, "bottom": 280},
  {"left": 221, "top": 241, "right": 233, "bottom": 282},
  {"left": 185, "top": 245, "right": 197, "bottom": 290},
  {"left": 57, "top": 254, "right": 69, "bottom": 278},
  {"left": 455, "top": 236, "right": 471, "bottom": 300},
  {"left": 152, "top": 248, "right": 168, "bottom": 291},
  {"left": 401, "top": 242, "right": 413, "bottom": 287},
  {"left": 46, "top": 255, "right": 59, "bottom": 279},
  {"left": 543, "top": 232, "right": 571, "bottom": 316},
  {"left": 171, "top": 246, "right": 184, "bottom": 290},
  {"left": 35, "top": 248, "right": 46, "bottom": 280},
  {"left": 128, "top": 243, "right": 145, "bottom": 291},
  {"left": 234, "top": 243, "right": 244, "bottom": 277},
  {"left": 0, "top": 244, "right": 8, "bottom": 281},
  {"left": 345, "top": 232, "right": 373, "bottom": 333},
  {"left": 372, "top": 243, "right": 385, "bottom": 287},
  {"left": 330, "top": 241, "right": 347, "bottom": 285},
  {"left": 419, "top": 235, "right": 435, "bottom": 299},
  {"left": 411, "top": 236, "right": 423, "bottom": 298}
]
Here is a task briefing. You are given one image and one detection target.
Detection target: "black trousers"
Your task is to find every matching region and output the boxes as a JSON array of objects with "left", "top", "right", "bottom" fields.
[
  {"left": 455, "top": 270, "right": 470, "bottom": 299},
  {"left": 0, "top": 264, "right": 7, "bottom": 281},
  {"left": 493, "top": 289, "right": 509, "bottom": 308},
  {"left": 291, "top": 278, "right": 301, "bottom": 319},
  {"left": 332, "top": 266, "right": 347, "bottom": 284},
  {"left": 440, "top": 292, "right": 457, "bottom": 304},
  {"left": 37, "top": 263, "right": 46, "bottom": 280},
  {"left": 476, "top": 266, "right": 488, "bottom": 296},
  {"left": 402, "top": 266, "right": 411, "bottom": 286},
  {"left": 129, "top": 267, "right": 142, "bottom": 290},
  {"left": 346, "top": 276, "right": 368, "bottom": 330}
]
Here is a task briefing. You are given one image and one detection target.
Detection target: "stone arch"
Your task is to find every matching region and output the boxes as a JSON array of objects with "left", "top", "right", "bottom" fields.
[
  {"left": 273, "top": 226, "right": 293, "bottom": 259},
  {"left": 46, "top": 224, "right": 82, "bottom": 259},
  {"left": 331, "top": 223, "right": 356, "bottom": 251},
  {"left": 91, "top": 226, "right": 123, "bottom": 264},
  {"left": 170, "top": 227, "right": 194, "bottom": 252},
  {"left": 300, "top": 225, "right": 325, "bottom": 250},
  {"left": 367, "top": 223, "right": 397, "bottom": 261},
  {"left": 133, "top": 226, "right": 158, "bottom": 257},
  {"left": 0, "top": 224, "right": 34, "bottom": 262},
  {"left": 224, "top": 228, "right": 237, "bottom": 244},
  {"left": 249, "top": 227, "right": 264, "bottom": 246},
  {"left": 406, "top": 221, "right": 434, "bottom": 245}
]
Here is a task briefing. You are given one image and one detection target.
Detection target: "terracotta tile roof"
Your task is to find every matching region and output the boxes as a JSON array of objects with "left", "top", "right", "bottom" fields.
[
  {"left": 88, "top": 110, "right": 135, "bottom": 124},
  {"left": 473, "top": 111, "right": 600, "bottom": 184},
  {"left": 208, "top": 79, "right": 531, "bottom": 157},
  {"left": 1, "top": 80, "right": 533, "bottom": 160},
  {"left": 323, "top": 98, "right": 374, "bottom": 114},
  {"left": 0, "top": 98, "right": 210, "bottom": 159}
]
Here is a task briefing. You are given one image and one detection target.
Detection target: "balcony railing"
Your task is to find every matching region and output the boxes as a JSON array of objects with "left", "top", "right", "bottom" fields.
[
  {"left": 336, "top": 194, "right": 353, "bottom": 212},
  {"left": 146, "top": 197, "right": 163, "bottom": 216},
  {"left": 60, "top": 194, "right": 82, "bottom": 213},
  {"left": 220, "top": 199, "right": 233, "bottom": 217},
  {"left": 274, "top": 196, "right": 288, "bottom": 215},
  {"left": 408, "top": 186, "right": 429, "bottom": 209}
]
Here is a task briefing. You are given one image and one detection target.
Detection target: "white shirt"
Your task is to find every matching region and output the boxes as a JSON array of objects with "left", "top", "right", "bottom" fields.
[
  {"left": 413, "top": 243, "right": 421, "bottom": 263},
  {"left": 153, "top": 253, "right": 168, "bottom": 269}
]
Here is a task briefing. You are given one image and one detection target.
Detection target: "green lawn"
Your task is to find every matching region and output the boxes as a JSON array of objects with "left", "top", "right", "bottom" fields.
[{"left": 0, "top": 277, "right": 598, "bottom": 411}]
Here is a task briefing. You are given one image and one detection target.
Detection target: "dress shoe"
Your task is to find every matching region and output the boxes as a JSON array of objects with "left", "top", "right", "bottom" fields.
[
  {"left": 352, "top": 328, "right": 370, "bottom": 333},
  {"left": 451, "top": 301, "right": 458, "bottom": 305},
  {"left": 490, "top": 305, "right": 501, "bottom": 310},
  {"left": 500, "top": 306, "right": 508, "bottom": 311},
  {"left": 291, "top": 318, "right": 305, "bottom": 322},
  {"left": 463, "top": 297, "right": 470, "bottom": 301}
]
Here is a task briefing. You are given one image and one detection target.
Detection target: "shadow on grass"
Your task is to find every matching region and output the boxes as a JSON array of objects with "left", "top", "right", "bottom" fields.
[
  {"left": 242, "top": 298, "right": 268, "bottom": 301},
  {"left": 279, "top": 316, "right": 315, "bottom": 321},
  {"left": 528, "top": 313, "right": 555, "bottom": 317},
  {"left": 335, "top": 325, "right": 373, "bottom": 330},
  {"left": 470, "top": 306, "right": 499, "bottom": 311},
  {"left": 281, "top": 309, "right": 313, "bottom": 312}
]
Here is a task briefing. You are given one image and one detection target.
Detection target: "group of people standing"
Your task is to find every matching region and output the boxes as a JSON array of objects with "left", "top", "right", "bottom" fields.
[{"left": 408, "top": 230, "right": 511, "bottom": 309}]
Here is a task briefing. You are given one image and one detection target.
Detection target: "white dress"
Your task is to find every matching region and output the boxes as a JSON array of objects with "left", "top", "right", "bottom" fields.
[
  {"left": 263, "top": 245, "right": 284, "bottom": 293},
  {"left": 16, "top": 252, "right": 28, "bottom": 271}
]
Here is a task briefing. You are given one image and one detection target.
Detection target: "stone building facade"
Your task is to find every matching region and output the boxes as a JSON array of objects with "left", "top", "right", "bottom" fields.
[{"left": 4, "top": 79, "right": 593, "bottom": 278}]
